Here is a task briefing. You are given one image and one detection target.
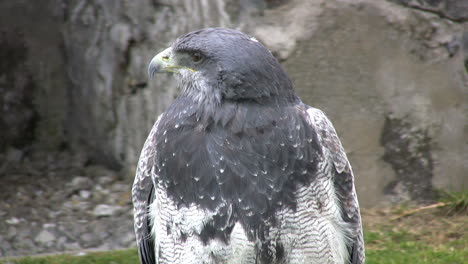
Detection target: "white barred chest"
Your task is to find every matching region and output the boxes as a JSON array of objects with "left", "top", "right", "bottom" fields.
[{"left": 149, "top": 175, "right": 351, "bottom": 264}]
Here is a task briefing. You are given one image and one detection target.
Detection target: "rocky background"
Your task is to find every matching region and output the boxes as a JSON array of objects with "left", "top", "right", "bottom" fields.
[{"left": 0, "top": 0, "right": 466, "bottom": 258}]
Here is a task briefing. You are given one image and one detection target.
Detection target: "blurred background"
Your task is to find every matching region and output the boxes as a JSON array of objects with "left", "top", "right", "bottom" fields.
[{"left": 0, "top": 0, "right": 466, "bottom": 260}]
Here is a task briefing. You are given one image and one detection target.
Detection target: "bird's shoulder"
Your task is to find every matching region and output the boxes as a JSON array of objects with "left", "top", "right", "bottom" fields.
[
  {"left": 300, "top": 105, "right": 358, "bottom": 214},
  {"left": 132, "top": 114, "right": 163, "bottom": 241},
  {"left": 301, "top": 104, "right": 365, "bottom": 263},
  {"left": 300, "top": 105, "right": 350, "bottom": 172}
]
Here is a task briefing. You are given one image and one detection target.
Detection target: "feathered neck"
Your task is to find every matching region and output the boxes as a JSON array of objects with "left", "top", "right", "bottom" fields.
[{"left": 174, "top": 69, "right": 301, "bottom": 131}]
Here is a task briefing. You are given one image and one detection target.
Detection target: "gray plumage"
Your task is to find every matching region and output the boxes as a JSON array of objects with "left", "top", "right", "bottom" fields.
[{"left": 132, "top": 28, "right": 364, "bottom": 264}]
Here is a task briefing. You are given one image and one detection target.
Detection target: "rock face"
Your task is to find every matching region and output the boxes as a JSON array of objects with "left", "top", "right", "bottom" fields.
[
  {"left": 257, "top": 0, "right": 467, "bottom": 206},
  {"left": 0, "top": 18, "right": 37, "bottom": 151},
  {"left": 390, "top": 0, "right": 468, "bottom": 22},
  {"left": 61, "top": 0, "right": 233, "bottom": 168},
  {"left": 380, "top": 116, "right": 434, "bottom": 202},
  {"left": 0, "top": 0, "right": 466, "bottom": 208},
  {"left": 0, "top": 1, "right": 68, "bottom": 152}
]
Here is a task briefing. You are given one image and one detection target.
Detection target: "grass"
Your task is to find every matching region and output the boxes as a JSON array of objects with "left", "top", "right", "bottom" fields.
[
  {"left": 2, "top": 204, "right": 467, "bottom": 264},
  {"left": 437, "top": 190, "right": 468, "bottom": 215},
  {"left": 364, "top": 229, "right": 466, "bottom": 264},
  {"left": 362, "top": 197, "right": 467, "bottom": 264}
]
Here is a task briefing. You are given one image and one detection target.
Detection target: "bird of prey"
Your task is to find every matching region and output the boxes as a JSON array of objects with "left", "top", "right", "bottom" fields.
[{"left": 132, "top": 28, "right": 364, "bottom": 264}]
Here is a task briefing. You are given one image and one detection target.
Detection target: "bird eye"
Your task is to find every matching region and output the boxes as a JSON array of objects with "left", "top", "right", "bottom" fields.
[{"left": 191, "top": 52, "right": 203, "bottom": 63}]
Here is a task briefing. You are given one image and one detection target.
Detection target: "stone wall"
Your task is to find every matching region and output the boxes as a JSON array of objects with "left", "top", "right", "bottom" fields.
[
  {"left": 0, "top": 1, "right": 67, "bottom": 152},
  {"left": 1, "top": 0, "right": 466, "bottom": 207},
  {"left": 248, "top": 0, "right": 467, "bottom": 206},
  {"left": 61, "top": 0, "right": 234, "bottom": 169}
]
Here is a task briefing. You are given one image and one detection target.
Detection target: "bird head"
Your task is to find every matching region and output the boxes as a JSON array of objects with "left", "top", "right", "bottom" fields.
[{"left": 148, "top": 28, "right": 295, "bottom": 104}]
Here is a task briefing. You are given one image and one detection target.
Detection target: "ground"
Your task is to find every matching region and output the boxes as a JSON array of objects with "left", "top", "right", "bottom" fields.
[{"left": 0, "top": 149, "right": 135, "bottom": 257}]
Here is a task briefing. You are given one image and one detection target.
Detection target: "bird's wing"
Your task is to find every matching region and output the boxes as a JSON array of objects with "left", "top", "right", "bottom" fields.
[
  {"left": 305, "top": 106, "right": 365, "bottom": 264},
  {"left": 132, "top": 115, "right": 163, "bottom": 264}
]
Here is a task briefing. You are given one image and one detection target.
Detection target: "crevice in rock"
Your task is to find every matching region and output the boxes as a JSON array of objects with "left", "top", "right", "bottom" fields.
[
  {"left": 389, "top": 0, "right": 468, "bottom": 23},
  {"left": 0, "top": 29, "right": 39, "bottom": 151},
  {"left": 380, "top": 114, "right": 435, "bottom": 203}
]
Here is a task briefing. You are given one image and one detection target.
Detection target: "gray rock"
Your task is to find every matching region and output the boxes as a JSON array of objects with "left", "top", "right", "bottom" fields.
[
  {"left": 94, "top": 185, "right": 110, "bottom": 195},
  {"left": 6, "top": 148, "right": 23, "bottom": 163},
  {"left": 0, "top": 236, "right": 7, "bottom": 256},
  {"left": 111, "top": 183, "right": 128, "bottom": 192},
  {"left": 7, "top": 226, "right": 17, "bottom": 239},
  {"left": 97, "top": 176, "right": 114, "bottom": 185},
  {"left": 64, "top": 242, "right": 81, "bottom": 251},
  {"left": 104, "top": 193, "right": 120, "bottom": 204},
  {"left": 79, "top": 190, "right": 92, "bottom": 199},
  {"left": 56, "top": 236, "right": 67, "bottom": 249},
  {"left": 94, "top": 242, "right": 111, "bottom": 251},
  {"left": 14, "top": 238, "right": 36, "bottom": 251},
  {"left": 48, "top": 210, "right": 61, "bottom": 218},
  {"left": 79, "top": 233, "right": 100, "bottom": 248},
  {"left": 92, "top": 204, "right": 123, "bottom": 217},
  {"left": 62, "top": 201, "right": 74, "bottom": 210},
  {"left": 68, "top": 176, "right": 93, "bottom": 191},
  {"left": 0, "top": 241, "right": 12, "bottom": 257},
  {"left": 97, "top": 231, "right": 111, "bottom": 240},
  {"left": 5, "top": 217, "right": 20, "bottom": 225},
  {"left": 43, "top": 223, "right": 56, "bottom": 229},
  {"left": 72, "top": 200, "right": 92, "bottom": 211},
  {"left": 35, "top": 230, "right": 55, "bottom": 244},
  {"left": 16, "top": 227, "right": 31, "bottom": 239},
  {"left": 118, "top": 231, "right": 136, "bottom": 247},
  {"left": 58, "top": 223, "right": 86, "bottom": 241},
  {"left": 85, "top": 165, "right": 115, "bottom": 179}
]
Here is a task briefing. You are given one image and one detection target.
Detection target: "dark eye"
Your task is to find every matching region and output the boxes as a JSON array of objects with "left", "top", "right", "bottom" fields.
[{"left": 191, "top": 52, "right": 203, "bottom": 63}]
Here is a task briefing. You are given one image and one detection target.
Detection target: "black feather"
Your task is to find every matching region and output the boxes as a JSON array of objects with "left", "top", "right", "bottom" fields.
[
  {"left": 138, "top": 185, "right": 155, "bottom": 264},
  {"left": 154, "top": 97, "right": 322, "bottom": 243}
]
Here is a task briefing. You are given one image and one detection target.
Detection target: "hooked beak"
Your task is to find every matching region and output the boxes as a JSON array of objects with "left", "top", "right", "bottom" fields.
[
  {"left": 148, "top": 47, "right": 197, "bottom": 80},
  {"left": 148, "top": 47, "right": 174, "bottom": 80}
]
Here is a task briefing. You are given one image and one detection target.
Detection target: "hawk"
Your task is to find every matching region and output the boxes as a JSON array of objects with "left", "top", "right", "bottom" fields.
[{"left": 132, "top": 28, "right": 364, "bottom": 264}]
